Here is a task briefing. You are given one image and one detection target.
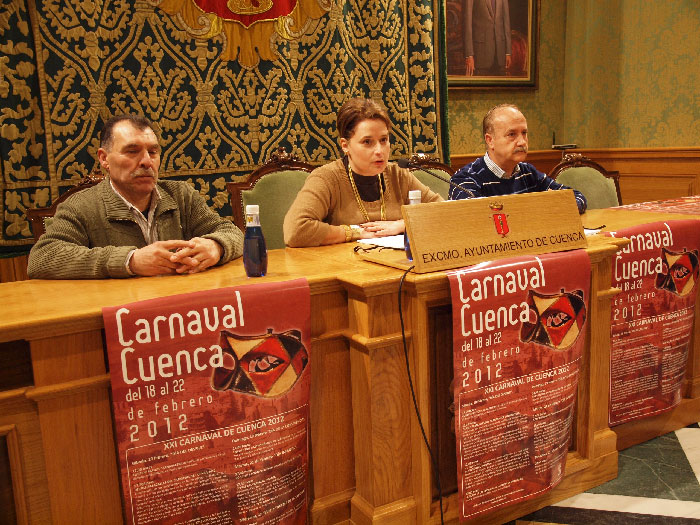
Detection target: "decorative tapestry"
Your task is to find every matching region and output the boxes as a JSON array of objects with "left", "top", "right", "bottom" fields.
[{"left": 0, "top": 0, "right": 447, "bottom": 251}]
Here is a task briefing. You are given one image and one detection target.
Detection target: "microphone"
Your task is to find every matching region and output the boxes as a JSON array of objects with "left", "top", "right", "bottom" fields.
[{"left": 396, "top": 158, "right": 475, "bottom": 199}]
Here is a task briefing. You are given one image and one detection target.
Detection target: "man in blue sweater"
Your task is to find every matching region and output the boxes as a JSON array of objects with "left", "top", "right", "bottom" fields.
[{"left": 449, "top": 104, "right": 587, "bottom": 214}]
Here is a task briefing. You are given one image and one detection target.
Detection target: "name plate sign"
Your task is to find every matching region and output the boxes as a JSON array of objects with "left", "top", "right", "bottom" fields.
[{"left": 402, "top": 190, "right": 586, "bottom": 273}]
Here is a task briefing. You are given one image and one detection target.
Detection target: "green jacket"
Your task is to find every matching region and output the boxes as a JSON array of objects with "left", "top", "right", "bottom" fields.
[{"left": 28, "top": 178, "right": 243, "bottom": 279}]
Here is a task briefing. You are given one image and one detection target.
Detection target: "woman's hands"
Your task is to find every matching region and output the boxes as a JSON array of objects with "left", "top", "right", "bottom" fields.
[
  {"left": 322, "top": 220, "right": 405, "bottom": 245},
  {"left": 359, "top": 219, "right": 405, "bottom": 237}
]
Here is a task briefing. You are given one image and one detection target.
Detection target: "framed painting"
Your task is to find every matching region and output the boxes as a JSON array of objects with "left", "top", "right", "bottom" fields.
[{"left": 446, "top": 0, "right": 538, "bottom": 88}]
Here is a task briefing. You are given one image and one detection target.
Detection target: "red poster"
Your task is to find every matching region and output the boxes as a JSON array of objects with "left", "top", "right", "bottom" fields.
[
  {"left": 448, "top": 251, "right": 590, "bottom": 521},
  {"left": 103, "top": 279, "right": 310, "bottom": 525},
  {"left": 606, "top": 220, "right": 700, "bottom": 426}
]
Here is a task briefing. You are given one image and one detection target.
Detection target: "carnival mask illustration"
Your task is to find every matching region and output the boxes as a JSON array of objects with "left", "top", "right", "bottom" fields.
[
  {"left": 211, "top": 328, "right": 308, "bottom": 397},
  {"left": 520, "top": 289, "right": 586, "bottom": 350},
  {"left": 655, "top": 247, "right": 700, "bottom": 297}
]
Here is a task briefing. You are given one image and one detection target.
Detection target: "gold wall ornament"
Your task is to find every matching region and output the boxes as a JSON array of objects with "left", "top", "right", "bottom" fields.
[
  {"left": 227, "top": 0, "right": 274, "bottom": 16},
  {"left": 200, "top": 13, "right": 224, "bottom": 38},
  {"left": 155, "top": 0, "right": 329, "bottom": 67}
]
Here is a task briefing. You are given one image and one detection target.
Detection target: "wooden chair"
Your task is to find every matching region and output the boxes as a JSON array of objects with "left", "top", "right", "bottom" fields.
[
  {"left": 550, "top": 153, "right": 622, "bottom": 209},
  {"left": 26, "top": 172, "right": 105, "bottom": 242},
  {"left": 226, "top": 148, "right": 315, "bottom": 249},
  {"left": 406, "top": 153, "right": 456, "bottom": 200}
]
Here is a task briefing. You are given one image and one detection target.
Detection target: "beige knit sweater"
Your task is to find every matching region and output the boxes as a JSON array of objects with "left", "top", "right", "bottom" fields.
[
  {"left": 28, "top": 179, "right": 243, "bottom": 279},
  {"left": 283, "top": 159, "right": 442, "bottom": 247}
]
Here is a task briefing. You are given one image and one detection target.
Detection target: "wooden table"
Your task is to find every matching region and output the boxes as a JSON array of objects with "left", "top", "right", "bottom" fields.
[
  {"left": 0, "top": 233, "right": 658, "bottom": 524},
  {"left": 0, "top": 248, "right": 378, "bottom": 524}
]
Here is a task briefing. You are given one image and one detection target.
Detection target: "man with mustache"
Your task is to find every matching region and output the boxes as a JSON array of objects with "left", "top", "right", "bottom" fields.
[
  {"left": 449, "top": 104, "right": 587, "bottom": 214},
  {"left": 28, "top": 115, "right": 243, "bottom": 278}
]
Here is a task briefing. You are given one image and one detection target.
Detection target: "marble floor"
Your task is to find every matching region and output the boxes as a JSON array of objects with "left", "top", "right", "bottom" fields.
[{"left": 511, "top": 422, "right": 700, "bottom": 524}]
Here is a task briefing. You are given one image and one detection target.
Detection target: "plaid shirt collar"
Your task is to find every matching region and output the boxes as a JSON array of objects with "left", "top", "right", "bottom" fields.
[
  {"left": 109, "top": 179, "right": 161, "bottom": 215},
  {"left": 484, "top": 151, "right": 521, "bottom": 179},
  {"left": 109, "top": 179, "right": 162, "bottom": 244}
]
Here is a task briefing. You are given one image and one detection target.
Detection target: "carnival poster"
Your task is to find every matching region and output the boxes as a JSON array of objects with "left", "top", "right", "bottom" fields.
[
  {"left": 448, "top": 251, "right": 590, "bottom": 520},
  {"left": 606, "top": 220, "right": 700, "bottom": 426},
  {"left": 103, "top": 279, "right": 310, "bottom": 524}
]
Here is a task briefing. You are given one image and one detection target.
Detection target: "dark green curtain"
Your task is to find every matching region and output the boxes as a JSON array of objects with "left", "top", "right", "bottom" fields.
[{"left": 0, "top": 0, "right": 448, "bottom": 252}]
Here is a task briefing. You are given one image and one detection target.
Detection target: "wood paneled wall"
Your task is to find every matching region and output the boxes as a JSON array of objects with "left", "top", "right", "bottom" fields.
[{"left": 0, "top": 255, "right": 27, "bottom": 284}]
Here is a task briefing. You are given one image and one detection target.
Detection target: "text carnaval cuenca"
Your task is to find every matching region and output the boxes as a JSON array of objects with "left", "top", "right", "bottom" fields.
[
  {"left": 113, "top": 291, "right": 245, "bottom": 385},
  {"left": 609, "top": 222, "right": 673, "bottom": 283},
  {"left": 455, "top": 257, "right": 546, "bottom": 337}
]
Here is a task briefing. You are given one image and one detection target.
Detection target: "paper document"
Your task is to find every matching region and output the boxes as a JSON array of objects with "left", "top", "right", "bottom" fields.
[{"left": 357, "top": 234, "right": 405, "bottom": 249}]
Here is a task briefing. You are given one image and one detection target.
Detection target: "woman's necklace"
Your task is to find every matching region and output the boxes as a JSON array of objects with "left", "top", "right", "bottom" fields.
[{"left": 347, "top": 165, "right": 386, "bottom": 222}]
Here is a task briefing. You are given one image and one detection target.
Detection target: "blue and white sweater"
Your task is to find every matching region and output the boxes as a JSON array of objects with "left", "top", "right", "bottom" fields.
[{"left": 449, "top": 156, "right": 587, "bottom": 214}]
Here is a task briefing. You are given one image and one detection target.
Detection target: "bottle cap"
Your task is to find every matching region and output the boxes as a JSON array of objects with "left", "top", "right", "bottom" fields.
[
  {"left": 245, "top": 204, "right": 259, "bottom": 214},
  {"left": 408, "top": 190, "right": 421, "bottom": 200}
]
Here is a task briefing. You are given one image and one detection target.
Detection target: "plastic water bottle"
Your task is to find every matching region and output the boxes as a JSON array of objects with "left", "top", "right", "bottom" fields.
[
  {"left": 243, "top": 205, "right": 267, "bottom": 277},
  {"left": 404, "top": 190, "right": 421, "bottom": 261}
]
